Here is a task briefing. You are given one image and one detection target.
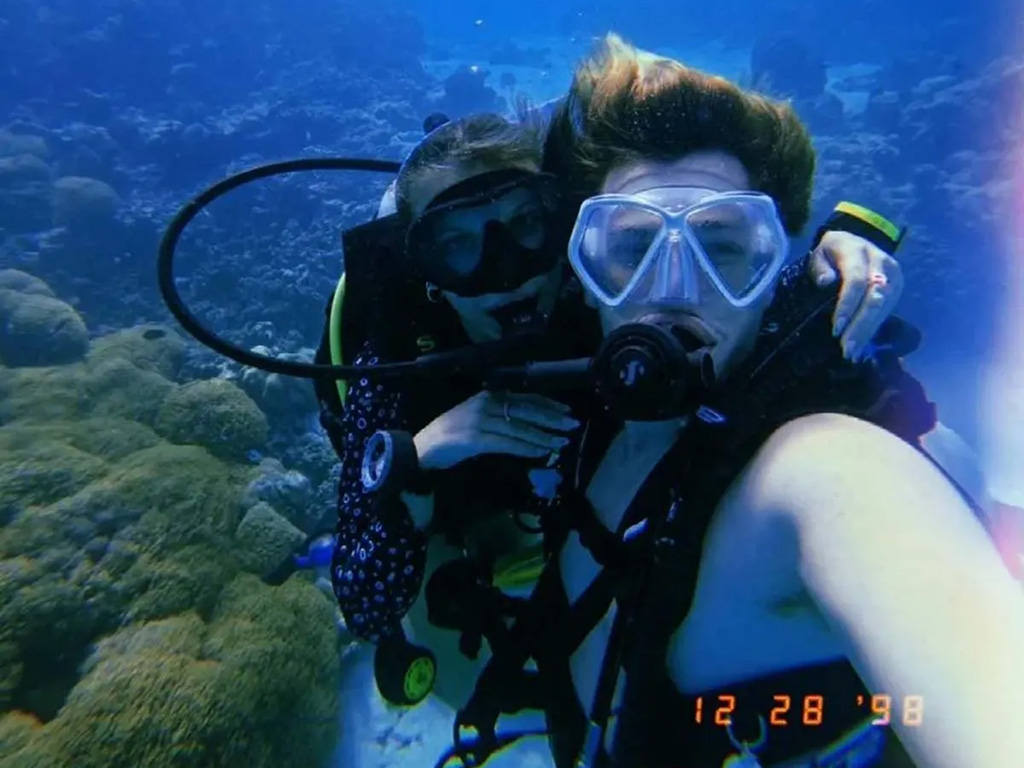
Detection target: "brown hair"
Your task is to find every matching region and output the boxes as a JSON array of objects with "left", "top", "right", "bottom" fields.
[
  {"left": 544, "top": 34, "right": 816, "bottom": 234},
  {"left": 395, "top": 110, "right": 546, "bottom": 222}
]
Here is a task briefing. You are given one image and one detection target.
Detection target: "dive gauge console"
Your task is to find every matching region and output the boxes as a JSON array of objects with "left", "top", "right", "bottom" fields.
[{"left": 361, "top": 429, "right": 434, "bottom": 497}]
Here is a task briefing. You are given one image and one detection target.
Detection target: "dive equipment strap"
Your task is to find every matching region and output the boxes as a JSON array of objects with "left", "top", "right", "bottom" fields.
[
  {"left": 812, "top": 201, "right": 907, "bottom": 256},
  {"left": 574, "top": 436, "right": 696, "bottom": 768}
]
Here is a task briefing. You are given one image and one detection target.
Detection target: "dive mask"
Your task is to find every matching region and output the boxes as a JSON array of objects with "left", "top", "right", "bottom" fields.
[
  {"left": 568, "top": 186, "right": 790, "bottom": 309},
  {"left": 406, "top": 169, "right": 561, "bottom": 297}
]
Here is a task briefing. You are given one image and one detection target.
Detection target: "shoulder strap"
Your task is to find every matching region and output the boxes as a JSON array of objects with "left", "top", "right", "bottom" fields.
[{"left": 338, "top": 213, "right": 412, "bottom": 359}]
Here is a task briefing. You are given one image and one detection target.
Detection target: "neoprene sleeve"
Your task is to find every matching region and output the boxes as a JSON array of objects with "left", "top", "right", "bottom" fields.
[{"left": 322, "top": 338, "right": 428, "bottom": 642}]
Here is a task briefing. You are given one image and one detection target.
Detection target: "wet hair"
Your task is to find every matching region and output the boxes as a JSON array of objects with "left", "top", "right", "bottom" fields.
[
  {"left": 544, "top": 33, "right": 816, "bottom": 235},
  {"left": 395, "top": 111, "right": 546, "bottom": 222}
]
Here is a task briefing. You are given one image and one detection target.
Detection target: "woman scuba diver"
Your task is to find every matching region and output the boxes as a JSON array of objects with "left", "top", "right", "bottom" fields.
[
  {"left": 311, "top": 99, "right": 914, "bottom": 713},
  {"left": 433, "top": 34, "right": 1024, "bottom": 768}
]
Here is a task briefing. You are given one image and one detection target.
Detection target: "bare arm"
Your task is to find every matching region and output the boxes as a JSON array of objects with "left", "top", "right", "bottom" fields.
[{"left": 747, "top": 412, "right": 1024, "bottom": 768}]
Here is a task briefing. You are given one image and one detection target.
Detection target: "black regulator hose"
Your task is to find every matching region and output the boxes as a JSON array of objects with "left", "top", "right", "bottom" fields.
[{"left": 157, "top": 156, "right": 483, "bottom": 381}]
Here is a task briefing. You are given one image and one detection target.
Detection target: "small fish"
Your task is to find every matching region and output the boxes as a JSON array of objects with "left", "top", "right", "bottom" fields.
[
  {"left": 528, "top": 467, "right": 562, "bottom": 500},
  {"left": 295, "top": 534, "right": 336, "bottom": 569}
]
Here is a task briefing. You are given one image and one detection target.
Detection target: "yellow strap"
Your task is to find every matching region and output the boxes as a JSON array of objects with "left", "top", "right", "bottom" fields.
[
  {"left": 834, "top": 201, "right": 901, "bottom": 242},
  {"left": 328, "top": 271, "right": 347, "bottom": 405},
  {"left": 810, "top": 715, "right": 886, "bottom": 765},
  {"left": 493, "top": 544, "right": 546, "bottom": 590}
]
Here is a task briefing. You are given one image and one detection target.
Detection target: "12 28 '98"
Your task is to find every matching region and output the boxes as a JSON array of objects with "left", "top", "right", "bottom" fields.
[{"left": 694, "top": 693, "right": 924, "bottom": 727}]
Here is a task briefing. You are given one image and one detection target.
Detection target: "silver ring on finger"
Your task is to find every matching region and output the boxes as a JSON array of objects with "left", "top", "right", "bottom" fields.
[{"left": 503, "top": 401, "right": 513, "bottom": 423}]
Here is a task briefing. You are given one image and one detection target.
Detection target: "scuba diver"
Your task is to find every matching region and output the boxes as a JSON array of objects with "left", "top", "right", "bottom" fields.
[
  {"left": 310, "top": 98, "right": 916, "bottom": 712},
  {"left": 423, "top": 35, "right": 1024, "bottom": 768}
]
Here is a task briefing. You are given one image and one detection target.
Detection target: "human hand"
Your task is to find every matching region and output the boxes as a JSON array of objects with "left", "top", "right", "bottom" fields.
[
  {"left": 808, "top": 230, "right": 904, "bottom": 362},
  {"left": 414, "top": 390, "right": 579, "bottom": 472}
]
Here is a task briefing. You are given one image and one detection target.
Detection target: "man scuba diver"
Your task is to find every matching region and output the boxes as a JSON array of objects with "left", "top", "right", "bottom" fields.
[{"left": 418, "top": 35, "right": 1024, "bottom": 768}]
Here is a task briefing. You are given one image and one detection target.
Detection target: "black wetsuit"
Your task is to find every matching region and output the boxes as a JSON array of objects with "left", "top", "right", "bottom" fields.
[{"left": 313, "top": 212, "right": 600, "bottom": 641}]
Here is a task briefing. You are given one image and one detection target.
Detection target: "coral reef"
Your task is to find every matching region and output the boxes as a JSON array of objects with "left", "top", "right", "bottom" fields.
[
  {"left": 234, "top": 345, "right": 321, "bottom": 434},
  {"left": 241, "top": 458, "right": 317, "bottom": 534},
  {"left": 51, "top": 176, "right": 120, "bottom": 231},
  {"left": 235, "top": 502, "right": 307, "bottom": 578},
  {"left": 88, "top": 324, "right": 187, "bottom": 381},
  {"left": 155, "top": 379, "right": 269, "bottom": 462},
  {"left": 0, "top": 280, "right": 340, "bottom": 768},
  {"left": 0, "top": 270, "right": 88, "bottom": 367},
  {"left": 0, "top": 154, "right": 51, "bottom": 234}
]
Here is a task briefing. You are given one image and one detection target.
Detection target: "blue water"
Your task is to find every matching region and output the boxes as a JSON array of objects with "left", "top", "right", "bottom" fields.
[{"left": 0, "top": 1, "right": 1019, "bottom": 767}]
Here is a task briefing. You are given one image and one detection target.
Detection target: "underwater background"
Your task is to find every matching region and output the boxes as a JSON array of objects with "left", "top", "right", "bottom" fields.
[{"left": 0, "top": 1, "right": 1020, "bottom": 766}]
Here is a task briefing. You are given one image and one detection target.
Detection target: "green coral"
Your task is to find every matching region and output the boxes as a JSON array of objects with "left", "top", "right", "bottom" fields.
[
  {"left": 88, "top": 325, "right": 187, "bottom": 380},
  {"left": 0, "top": 154, "right": 48, "bottom": 185},
  {"left": 0, "top": 131, "right": 48, "bottom": 160},
  {"left": 120, "top": 544, "right": 237, "bottom": 624},
  {"left": 51, "top": 176, "right": 119, "bottom": 229},
  {"left": 0, "top": 711, "right": 38, "bottom": 759},
  {"left": 0, "top": 327, "right": 338, "bottom": 768},
  {"left": 0, "top": 156, "right": 52, "bottom": 234},
  {"left": 0, "top": 270, "right": 54, "bottom": 298},
  {"left": 86, "top": 358, "right": 176, "bottom": 425},
  {"left": 0, "top": 355, "right": 175, "bottom": 428},
  {"left": 156, "top": 379, "right": 269, "bottom": 461},
  {"left": 0, "top": 579, "right": 337, "bottom": 768},
  {"left": 0, "top": 288, "right": 89, "bottom": 367},
  {"left": 234, "top": 502, "right": 306, "bottom": 578},
  {"left": 2, "top": 418, "right": 162, "bottom": 462},
  {"left": 0, "top": 432, "right": 108, "bottom": 523}
]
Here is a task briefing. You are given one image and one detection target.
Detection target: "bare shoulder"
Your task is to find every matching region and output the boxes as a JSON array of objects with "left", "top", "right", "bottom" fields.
[
  {"left": 751, "top": 412, "right": 925, "bottom": 481},
  {"left": 734, "top": 412, "right": 963, "bottom": 532},
  {"left": 764, "top": 411, "right": 903, "bottom": 454}
]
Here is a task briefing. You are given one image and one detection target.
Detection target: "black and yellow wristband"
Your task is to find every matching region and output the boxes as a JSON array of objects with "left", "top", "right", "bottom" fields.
[{"left": 812, "top": 201, "right": 907, "bottom": 257}]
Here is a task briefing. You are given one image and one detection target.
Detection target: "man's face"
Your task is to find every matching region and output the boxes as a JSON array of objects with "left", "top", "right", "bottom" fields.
[{"left": 591, "top": 151, "right": 778, "bottom": 378}]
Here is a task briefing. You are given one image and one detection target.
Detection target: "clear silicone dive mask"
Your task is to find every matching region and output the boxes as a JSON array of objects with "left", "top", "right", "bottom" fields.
[{"left": 568, "top": 186, "right": 790, "bottom": 309}]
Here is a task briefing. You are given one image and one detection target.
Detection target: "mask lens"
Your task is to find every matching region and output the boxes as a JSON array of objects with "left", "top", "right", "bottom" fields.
[
  {"left": 578, "top": 204, "right": 663, "bottom": 301},
  {"left": 686, "top": 198, "right": 784, "bottom": 300},
  {"left": 408, "top": 176, "right": 553, "bottom": 290},
  {"left": 413, "top": 217, "right": 484, "bottom": 278}
]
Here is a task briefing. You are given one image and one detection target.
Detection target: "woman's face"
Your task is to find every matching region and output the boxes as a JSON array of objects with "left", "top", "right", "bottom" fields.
[
  {"left": 405, "top": 160, "right": 563, "bottom": 342},
  {"left": 590, "top": 150, "right": 779, "bottom": 378}
]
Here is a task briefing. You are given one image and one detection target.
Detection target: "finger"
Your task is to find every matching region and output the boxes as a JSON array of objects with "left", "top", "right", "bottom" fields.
[
  {"left": 505, "top": 400, "right": 580, "bottom": 432},
  {"left": 504, "top": 391, "right": 573, "bottom": 413},
  {"left": 829, "top": 244, "right": 869, "bottom": 338},
  {"left": 808, "top": 244, "right": 839, "bottom": 287},
  {"left": 840, "top": 257, "right": 904, "bottom": 360},
  {"left": 472, "top": 432, "right": 555, "bottom": 459},
  {"left": 482, "top": 419, "right": 573, "bottom": 451},
  {"left": 839, "top": 287, "right": 887, "bottom": 360},
  {"left": 483, "top": 392, "right": 578, "bottom": 430}
]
